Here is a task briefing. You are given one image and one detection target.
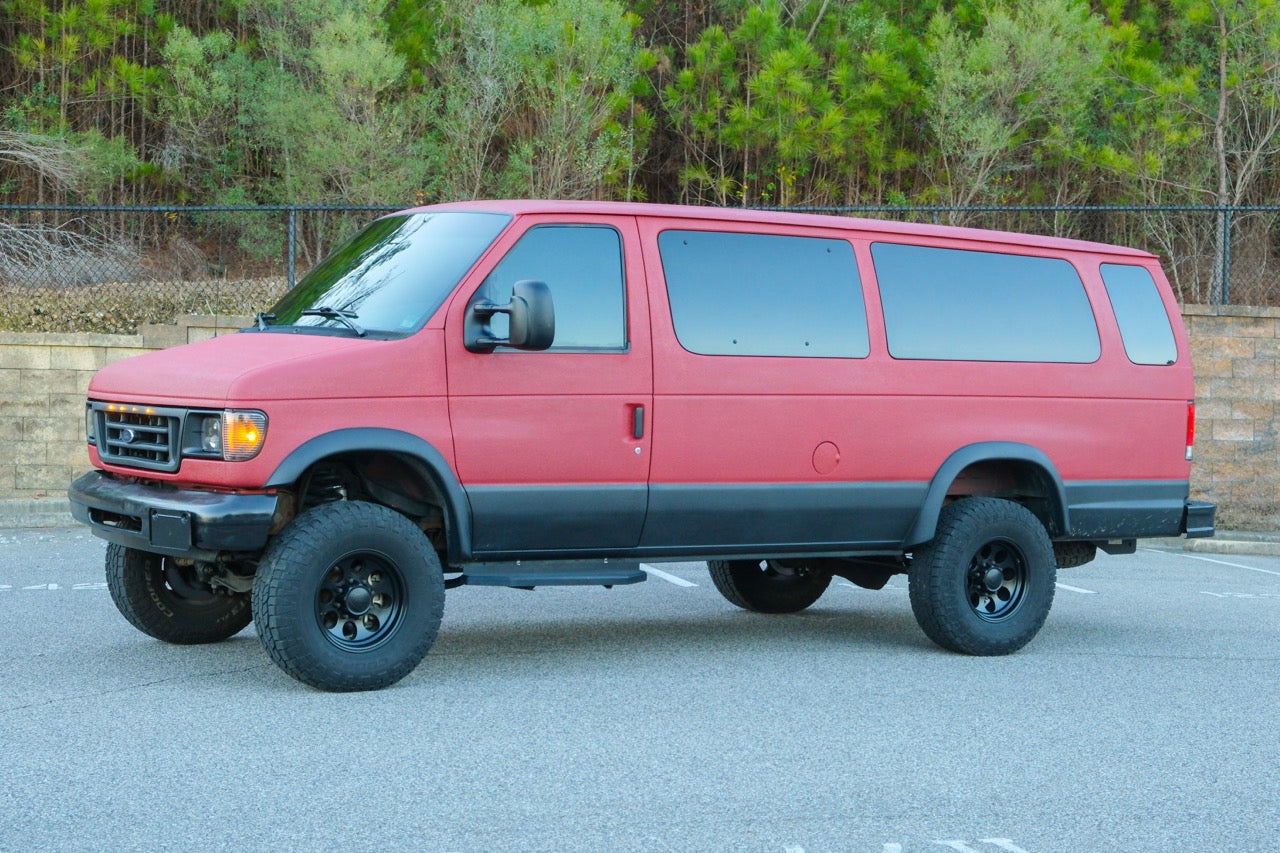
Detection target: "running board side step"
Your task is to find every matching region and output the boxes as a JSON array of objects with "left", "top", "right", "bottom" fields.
[{"left": 451, "top": 560, "right": 647, "bottom": 589}]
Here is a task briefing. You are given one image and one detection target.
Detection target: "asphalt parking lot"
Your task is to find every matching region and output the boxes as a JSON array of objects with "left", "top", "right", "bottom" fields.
[{"left": 1, "top": 526, "right": 1277, "bottom": 852}]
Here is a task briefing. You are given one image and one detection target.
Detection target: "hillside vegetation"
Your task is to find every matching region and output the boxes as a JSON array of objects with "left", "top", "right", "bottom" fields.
[{"left": 2, "top": 0, "right": 1279, "bottom": 306}]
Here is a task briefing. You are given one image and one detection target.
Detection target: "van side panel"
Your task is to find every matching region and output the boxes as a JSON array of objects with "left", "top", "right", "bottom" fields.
[{"left": 638, "top": 217, "right": 1194, "bottom": 553}]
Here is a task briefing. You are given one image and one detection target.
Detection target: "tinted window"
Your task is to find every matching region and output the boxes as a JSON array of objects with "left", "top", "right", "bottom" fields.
[
  {"left": 1101, "top": 264, "right": 1178, "bottom": 365},
  {"left": 872, "top": 243, "right": 1100, "bottom": 362},
  {"left": 269, "top": 212, "right": 510, "bottom": 337},
  {"left": 658, "top": 230, "right": 868, "bottom": 357},
  {"left": 480, "top": 225, "right": 626, "bottom": 350}
]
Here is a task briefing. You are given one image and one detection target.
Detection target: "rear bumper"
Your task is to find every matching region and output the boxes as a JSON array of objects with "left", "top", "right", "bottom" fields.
[
  {"left": 68, "top": 470, "right": 278, "bottom": 559},
  {"left": 1183, "top": 500, "right": 1216, "bottom": 539}
]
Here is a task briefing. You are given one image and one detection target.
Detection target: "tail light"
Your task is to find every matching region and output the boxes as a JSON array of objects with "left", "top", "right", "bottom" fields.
[{"left": 1186, "top": 401, "right": 1196, "bottom": 461}]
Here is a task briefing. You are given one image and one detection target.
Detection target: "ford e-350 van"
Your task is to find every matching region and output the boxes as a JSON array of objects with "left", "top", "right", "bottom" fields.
[{"left": 68, "top": 200, "right": 1216, "bottom": 691}]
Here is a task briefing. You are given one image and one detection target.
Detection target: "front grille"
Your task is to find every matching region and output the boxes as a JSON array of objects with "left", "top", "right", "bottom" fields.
[{"left": 93, "top": 404, "right": 182, "bottom": 472}]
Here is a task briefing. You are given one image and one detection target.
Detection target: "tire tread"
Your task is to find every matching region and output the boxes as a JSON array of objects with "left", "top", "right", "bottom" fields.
[
  {"left": 908, "top": 498, "right": 1056, "bottom": 655},
  {"left": 105, "top": 543, "right": 251, "bottom": 645},
  {"left": 708, "top": 559, "right": 831, "bottom": 614},
  {"left": 251, "top": 501, "right": 444, "bottom": 692}
]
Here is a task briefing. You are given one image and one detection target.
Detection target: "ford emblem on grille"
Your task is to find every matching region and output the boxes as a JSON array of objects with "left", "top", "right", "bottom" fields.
[{"left": 119, "top": 428, "right": 137, "bottom": 444}]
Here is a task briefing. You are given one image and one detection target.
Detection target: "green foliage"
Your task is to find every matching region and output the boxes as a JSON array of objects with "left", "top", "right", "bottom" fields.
[
  {"left": 0, "top": 0, "right": 1277, "bottom": 216},
  {"left": 662, "top": 0, "right": 921, "bottom": 205},
  {"left": 923, "top": 0, "right": 1109, "bottom": 209},
  {"left": 427, "top": 0, "right": 645, "bottom": 200}
]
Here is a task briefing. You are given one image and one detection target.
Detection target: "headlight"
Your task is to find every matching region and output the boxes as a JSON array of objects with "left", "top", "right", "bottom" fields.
[
  {"left": 201, "top": 416, "right": 222, "bottom": 453},
  {"left": 85, "top": 405, "right": 97, "bottom": 445},
  {"left": 195, "top": 410, "right": 267, "bottom": 461}
]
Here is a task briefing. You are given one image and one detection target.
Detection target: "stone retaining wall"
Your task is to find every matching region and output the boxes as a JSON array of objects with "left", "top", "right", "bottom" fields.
[
  {"left": 1, "top": 308, "right": 1276, "bottom": 531},
  {"left": 0, "top": 315, "right": 249, "bottom": 500},
  {"left": 1183, "top": 305, "right": 1280, "bottom": 530}
]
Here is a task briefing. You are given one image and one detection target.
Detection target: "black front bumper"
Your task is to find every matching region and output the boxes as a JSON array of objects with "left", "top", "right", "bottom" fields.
[{"left": 68, "top": 471, "right": 278, "bottom": 559}]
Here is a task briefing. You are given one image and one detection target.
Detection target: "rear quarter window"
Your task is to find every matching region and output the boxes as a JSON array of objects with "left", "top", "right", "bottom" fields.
[
  {"left": 658, "top": 230, "right": 869, "bottom": 358},
  {"left": 1100, "top": 264, "right": 1178, "bottom": 365},
  {"left": 871, "top": 242, "right": 1100, "bottom": 363}
]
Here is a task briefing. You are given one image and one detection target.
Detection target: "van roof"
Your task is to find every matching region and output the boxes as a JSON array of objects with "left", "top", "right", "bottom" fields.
[{"left": 412, "top": 199, "right": 1155, "bottom": 260}]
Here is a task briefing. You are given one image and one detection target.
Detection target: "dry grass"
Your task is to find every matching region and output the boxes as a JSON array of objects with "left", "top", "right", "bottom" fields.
[{"left": 0, "top": 278, "right": 288, "bottom": 335}]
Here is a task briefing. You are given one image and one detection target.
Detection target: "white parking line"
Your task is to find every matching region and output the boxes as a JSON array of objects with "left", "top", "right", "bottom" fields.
[
  {"left": 1173, "top": 552, "right": 1280, "bottom": 578},
  {"left": 639, "top": 564, "right": 698, "bottom": 587},
  {"left": 1055, "top": 582, "right": 1096, "bottom": 594},
  {"left": 982, "top": 841, "right": 1031, "bottom": 853}
]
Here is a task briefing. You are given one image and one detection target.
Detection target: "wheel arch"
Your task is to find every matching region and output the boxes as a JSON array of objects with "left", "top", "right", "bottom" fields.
[
  {"left": 905, "top": 442, "right": 1069, "bottom": 548},
  {"left": 265, "top": 428, "right": 472, "bottom": 562}
]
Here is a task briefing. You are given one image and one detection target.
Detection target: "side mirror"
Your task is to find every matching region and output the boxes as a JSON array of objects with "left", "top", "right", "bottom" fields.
[{"left": 465, "top": 279, "right": 555, "bottom": 353}]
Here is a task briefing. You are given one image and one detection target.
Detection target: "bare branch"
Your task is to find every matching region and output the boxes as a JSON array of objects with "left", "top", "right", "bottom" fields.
[{"left": 0, "top": 130, "right": 85, "bottom": 188}]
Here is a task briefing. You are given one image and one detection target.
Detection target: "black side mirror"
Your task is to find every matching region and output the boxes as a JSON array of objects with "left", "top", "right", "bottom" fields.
[{"left": 465, "top": 279, "right": 555, "bottom": 352}]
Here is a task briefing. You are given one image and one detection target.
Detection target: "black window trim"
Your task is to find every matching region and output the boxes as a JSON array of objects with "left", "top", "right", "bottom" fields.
[
  {"left": 1099, "top": 262, "right": 1179, "bottom": 367},
  {"left": 657, "top": 226, "right": 871, "bottom": 360},
  {"left": 870, "top": 239, "right": 1103, "bottom": 365},
  {"left": 485, "top": 222, "right": 631, "bottom": 355}
]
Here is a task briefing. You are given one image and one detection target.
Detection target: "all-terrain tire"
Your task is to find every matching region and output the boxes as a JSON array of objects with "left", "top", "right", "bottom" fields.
[
  {"left": 708, "top": 559, "right": 832, "bottom": 614},
  {"left": 252, "top": 501, "right": 445, "bottom": 692},
  {"left": 105, "top": 543, "right": 251, "bottom": 644},
  {"left": 908, "top": 497, "right": 1056, "bottom": 655},
  {"left": 1053, "top": 540, "right": 1097, "bottom": 569}
]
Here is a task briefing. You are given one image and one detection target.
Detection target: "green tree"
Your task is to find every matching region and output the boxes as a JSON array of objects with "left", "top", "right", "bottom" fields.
[
  {"left": 428, "top": 0, "right": 646, "bottom": 200},
  {"left": 923, "top": 0, "right": 1109, "bottom": 213},
  {"left": 1100, "top": 0, "right": 1280, "bottom": 302},
  {"left": 662, "top": 0, "right": 920, "bottom": 206},
  {"left": 1, "top": 0, "right": 172, "bottom": 204}
]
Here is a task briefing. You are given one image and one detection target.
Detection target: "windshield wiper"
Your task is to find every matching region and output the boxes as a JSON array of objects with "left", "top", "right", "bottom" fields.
[
  {"left": 300, "top": 306, "right": 366, "bottom": 337},
  {"left": 255, "top": 311, "right": 276, "bottom": 331}
]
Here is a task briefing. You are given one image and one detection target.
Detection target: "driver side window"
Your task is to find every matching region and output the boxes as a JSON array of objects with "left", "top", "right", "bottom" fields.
[{"left": 480, "top": 225, "right": 627, "bottom": 351}]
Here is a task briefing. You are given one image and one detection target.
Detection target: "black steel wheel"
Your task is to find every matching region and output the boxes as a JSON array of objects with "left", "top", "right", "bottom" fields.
[
  {"left": 105, "top": 543, "right": 251, "bottom": 644},
  {"left": 966, "top": 538, "right": 1028, "bottom": 621},
  {"left": 316, "top": 551, "right": 406, "bottom": 650},
  {"left": 252, "top": 501, "right": 444, "bottom": 692},
  {"left": 708, "top": 559, "right": 832, "bottom": 613},
  {"left": 908, "top": 497, "right": 1056, "bottom": 655}
]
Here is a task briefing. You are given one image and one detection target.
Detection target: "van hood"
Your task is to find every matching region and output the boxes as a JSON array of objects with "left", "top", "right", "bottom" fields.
[{"left": 88, "top": 330, "right": 437, "bottom": 406}]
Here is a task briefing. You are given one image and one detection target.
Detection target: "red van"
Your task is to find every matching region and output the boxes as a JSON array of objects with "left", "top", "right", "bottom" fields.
[{"left": 69, "top": 201, "right": 1215, "bottom": 691}]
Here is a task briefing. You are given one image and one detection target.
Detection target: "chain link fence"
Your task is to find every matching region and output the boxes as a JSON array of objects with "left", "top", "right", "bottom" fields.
[
  {"left": 0, "top": 205, "right": 396, "bottom": 334},
  {"left": 814, "top": 204, "right": 1280, "bottom": 308},
  {"left": 1, "top": 203, "right": 1277, "bottom": 334}
]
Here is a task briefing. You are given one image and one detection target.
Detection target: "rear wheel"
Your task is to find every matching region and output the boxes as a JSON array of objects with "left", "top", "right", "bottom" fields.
[
  {"left": 908, "top": 497, "right": 1056, "bottom": 655},
  {"left": 708, "top": 559, "right": 832, "bottom": 613},
  {"left": 252, "top": 501, "right": 444, "bottom": 692},
  {"left": 105, "top": 543, "right": 251, "bottom": 644}
]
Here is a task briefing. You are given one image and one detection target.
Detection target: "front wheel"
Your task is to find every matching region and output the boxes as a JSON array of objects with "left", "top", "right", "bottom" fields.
[
  {"left": 252, "top": 501, "right": 445, "bottom": 692},
  {"left": 105, "top": 544, "right": 251, "bottom": 644},
  {"left": 908, "top": 498, "right": 1056, "bottom": 655},
  {"left": 708, "top": 559, "right": 832, "bottom": 613}
]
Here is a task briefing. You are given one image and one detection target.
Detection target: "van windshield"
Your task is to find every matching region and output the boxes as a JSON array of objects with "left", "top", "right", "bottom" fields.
[{"left": 262, "top": 211, "right": 510, "bottom": 337}]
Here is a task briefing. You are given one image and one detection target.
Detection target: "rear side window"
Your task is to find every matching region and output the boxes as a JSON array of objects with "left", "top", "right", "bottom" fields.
[
  {"left": 479, "top": 225, "right": 626, "bottom": 350},
  {"left": 658, "top": 230, "right": 868, "bottom": 357},
  {"left": 1100, "top": 264, "right": 1178, "bottom": 365},
  {"left": 872, "top": 243, "right": 1100, "bottom": 363}
]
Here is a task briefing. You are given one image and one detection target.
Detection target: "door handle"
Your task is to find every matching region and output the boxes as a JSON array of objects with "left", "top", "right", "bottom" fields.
[{"left": 632, "top": 405, "right": 645, "bottom": 439}]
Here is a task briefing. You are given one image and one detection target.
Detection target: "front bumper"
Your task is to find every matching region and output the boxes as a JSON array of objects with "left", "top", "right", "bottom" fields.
[{"left": 68, "top": 470, "right": 278, "bottom": 559}]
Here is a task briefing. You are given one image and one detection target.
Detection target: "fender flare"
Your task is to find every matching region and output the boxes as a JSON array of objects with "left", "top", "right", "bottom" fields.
[
  {"left": 266, "top": 428, "right": 472, "bottom": 561},
  {"left": 904, "top": 442, "right": 1070, "bottom": 548}
]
